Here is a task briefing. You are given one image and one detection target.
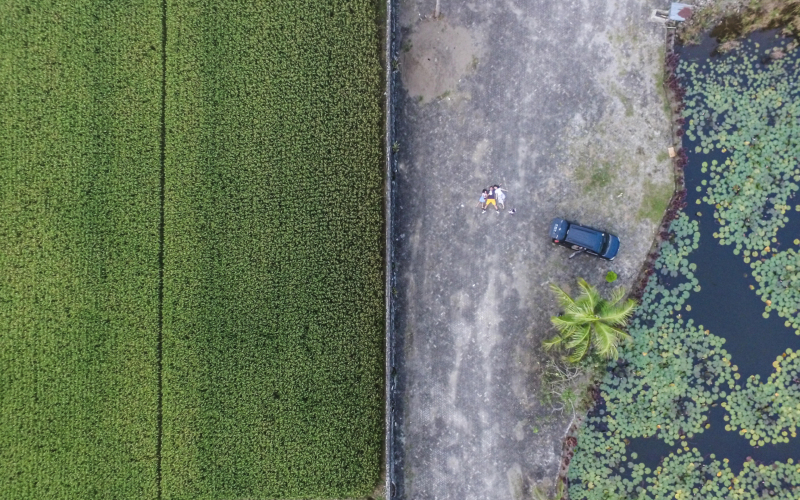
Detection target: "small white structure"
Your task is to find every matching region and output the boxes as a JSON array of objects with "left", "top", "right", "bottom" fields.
[{"left": 669, "top": 3, "right": 694, "bottom": 22}]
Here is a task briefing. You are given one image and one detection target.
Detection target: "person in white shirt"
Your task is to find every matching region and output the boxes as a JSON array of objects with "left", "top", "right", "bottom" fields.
[{"left": 493, "top": 185, "right": 507, "bottom": 209}]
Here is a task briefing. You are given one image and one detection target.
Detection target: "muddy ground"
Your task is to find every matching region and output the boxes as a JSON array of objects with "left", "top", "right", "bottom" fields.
[{"left": 390, "top": 0, "right": 675, "bottom": 498}]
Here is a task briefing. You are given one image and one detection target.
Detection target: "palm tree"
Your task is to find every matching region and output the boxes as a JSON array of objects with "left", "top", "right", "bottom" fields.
[{"left": 544, "top": 278, "right": 637, "bottom": 363}]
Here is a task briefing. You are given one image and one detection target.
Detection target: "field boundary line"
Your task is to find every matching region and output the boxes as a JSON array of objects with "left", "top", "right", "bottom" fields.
[
  {"left": 156, "top": 0, "right": 167, "bottom": 497},
  {"left": 383, "top": 0, "right": 397, "bottom": 497}
]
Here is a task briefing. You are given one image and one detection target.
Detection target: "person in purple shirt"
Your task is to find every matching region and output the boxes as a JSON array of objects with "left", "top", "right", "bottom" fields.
[{"left": 485, "top": 186, "right": 498, "bottom": 211}]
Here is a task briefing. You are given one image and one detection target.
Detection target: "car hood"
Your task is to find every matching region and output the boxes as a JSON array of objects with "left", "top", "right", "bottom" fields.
[
  {"left": 601, "top": 234, "right": 620, "bottom": 260},
  {"left": 549, "top": 218, "right": 568, "bottom": 241}
]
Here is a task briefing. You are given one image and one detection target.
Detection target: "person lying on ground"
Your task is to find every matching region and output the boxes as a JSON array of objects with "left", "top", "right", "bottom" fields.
[
  {"left": 477, "top": 189, "right": 488, "bottom": 209},
  {"left": 493, "top": 185, "right": 508, "bottom": 210},
  {"left": 485, "top": 186, "right": 498, "bottom": 211}
]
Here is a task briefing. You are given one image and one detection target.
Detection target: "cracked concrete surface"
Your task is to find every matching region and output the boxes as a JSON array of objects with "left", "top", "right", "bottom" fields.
[{"left": 390, "top": 0, "right": 674, "bottom": 499}]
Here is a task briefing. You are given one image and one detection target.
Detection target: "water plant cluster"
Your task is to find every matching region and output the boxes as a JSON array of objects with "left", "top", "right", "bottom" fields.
[
  {"left": 679, "top": 38, "right": 800, "bottom": 333},
  {"left": 568, "top": 214, "right": 800, "bottom": 499},
  {"left": 724, "top": 349, "right": 800, "bottom": 446},
  {"left": 567, "top": 37, "right": 800, "bottom": 499},
  {"left": 604, "top": 215, "right": 737, "bottom": 447},
  {"left": 751, "top": 248, "right": 800, "bottom": 333}
]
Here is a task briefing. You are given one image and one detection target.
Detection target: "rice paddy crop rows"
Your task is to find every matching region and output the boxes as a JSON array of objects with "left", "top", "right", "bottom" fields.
[
  {"left": 160, "top": 1, "right": 384, "bottom": 498},
  {"left": 1, "top": 1, "right": 384, "bottom": 498},
  {"left": 0, "top": 1, "right": 164, "bottom": 497}
]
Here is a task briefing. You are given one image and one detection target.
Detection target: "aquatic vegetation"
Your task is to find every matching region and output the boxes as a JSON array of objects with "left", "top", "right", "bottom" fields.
[
  {"left": 724, "top": 349, "right": 800, "bottom": 446},
  {"left": 643, "top": 449, "right": 733, "bottom": 499},
  {"left": 679, "top": 41, "right": 800, "bottom": 258},
  {"left": 571, "top": 433, "right": 800, "bottom": 499},
  {"left": 568, "top": 37, "right": 800, "bottom": 499},
  {"left": 568, "top": 211, "right": 800, "bottom": 500},
  {"left": 604, "top": 319, "right": 734, "bottom": 446},
  {"left": 751, "top": 249, "right": 800, "bottom": 334},
  {"left": 654, "top": 212, "right": 699, "bottom": 281},
  {"left": 679, "top": 36, "right": 800, "bottom": 334},
  {"left": 566, "top": 424, "right": 629, "bottom": 497},
  {"left": 645, "top": 449, "right": 800, "bottom": 500},
  {"left": 598, "top": 215, "right": 733, "bottom": 447}
]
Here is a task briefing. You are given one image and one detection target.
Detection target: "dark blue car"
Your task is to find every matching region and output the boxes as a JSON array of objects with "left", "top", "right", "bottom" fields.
[{"left": 549, "top": 218, "right": 620, "bottom": 260}]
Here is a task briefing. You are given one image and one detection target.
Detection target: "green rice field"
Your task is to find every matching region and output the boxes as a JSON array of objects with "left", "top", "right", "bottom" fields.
[
  {"left": 0, "top": 1, "right": 163, "bottom": 497},
  {"left": 0, "top": 1, "right": 385, "bottom": 498},
  {"left": 161, "top": 0, "right": 384, "bottom": 497}
]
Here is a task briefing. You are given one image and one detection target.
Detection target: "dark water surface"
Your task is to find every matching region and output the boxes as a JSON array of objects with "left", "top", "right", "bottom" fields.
[{"left": 627, "top": 30, "right": 800, "bottom": 472}]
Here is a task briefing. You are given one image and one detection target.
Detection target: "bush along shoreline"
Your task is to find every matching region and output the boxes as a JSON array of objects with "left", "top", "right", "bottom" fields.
[{"left": 564, "top": 34, "right": 800, "bottom": 500}]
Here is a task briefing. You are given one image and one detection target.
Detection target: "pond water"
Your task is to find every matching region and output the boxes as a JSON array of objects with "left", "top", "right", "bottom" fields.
[
  {"left": 567, "top": 30, "right": 800, "bottom": 499},
  {"left": 629, "top": 28, "right": 800, "bottom": 474}
]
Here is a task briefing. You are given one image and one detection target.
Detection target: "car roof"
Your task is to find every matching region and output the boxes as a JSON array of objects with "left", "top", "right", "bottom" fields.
[{"left": 565, "top": 225, "right": 604, "bottom": 253}]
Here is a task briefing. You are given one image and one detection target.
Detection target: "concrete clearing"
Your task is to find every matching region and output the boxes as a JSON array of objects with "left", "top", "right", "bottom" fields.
[{"left": 390, "top": 0, "right": 674, "bottom": 498}]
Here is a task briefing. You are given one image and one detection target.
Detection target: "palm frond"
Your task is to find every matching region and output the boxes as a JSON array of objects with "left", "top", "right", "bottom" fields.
[
  {"left": 551, "top": 315, "right": 579, "bottom": 337},
  {"left": 548, "top": 278, "right": 636, "bottom": 364},
  {"left": 599, "top": 298, "right": 637, "bottom": 327},
  {"left": 609, "top": 286, "right": 626, "bottom": 305},
  {"left": 543, "top": 333, "right": 566, "bottom": 350},
  {"left": 569, "top": 308, "right": 598, "bottom": 326},
  {"left": 577, "top": 277, "right": 601, "bottom": 312},
  {"left": 568, "top": 337, "right": 591, "bottom": 363},
  {"left": 600, "top": 343, "right": 620, "bottom": 361},
  {"left": 565, "top": 325, "right": 592, "bottom": 350},
  {"left": 593, "top": 322, "right": 628, "bottom": 359},
  {"left": 549, "top": 282, "right": 575, "bottom": 310},
  {"left": 573, "top": 294, "right": 591, "bottom": 312}
]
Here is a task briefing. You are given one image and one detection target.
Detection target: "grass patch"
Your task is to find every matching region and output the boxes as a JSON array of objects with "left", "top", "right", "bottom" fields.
[
  {"left": 539, "top": 359, "right": 598, "bottom": 415},
  {"left": 611, "top": 84, "right": 634, "bottom": 117},
  {"left": 161, "top": 1, "right": 385, "bottom": 498},
  {"left": 0, "top": 1, "right": 162, "bottom": 496},
  {"left": 656, "top": 150, "right": 670, "bottom": 163},
  {"left": 654, "top": 46, "right": 672, "bottom": 123},
  {"left": 575, "top": 162, "right": 616, "bottom": 193},
  {"left": 637, "top": 180, "right": 674, "bottom": 223},
  {"left": 655, "top": 69, "right": 672, "bottom": 121}
]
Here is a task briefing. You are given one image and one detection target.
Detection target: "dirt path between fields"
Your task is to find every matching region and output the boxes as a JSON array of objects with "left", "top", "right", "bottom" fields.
[{"left": 390, "top": 0, "right": 674, "bottom": 498}]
